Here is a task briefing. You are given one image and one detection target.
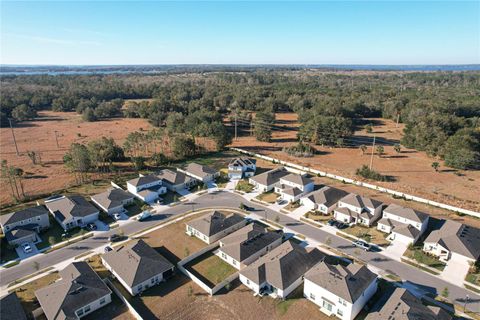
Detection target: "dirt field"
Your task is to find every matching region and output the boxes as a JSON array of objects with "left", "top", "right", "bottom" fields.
[{"left": 231, "top": 113, "right": 480, "bottom": 212}]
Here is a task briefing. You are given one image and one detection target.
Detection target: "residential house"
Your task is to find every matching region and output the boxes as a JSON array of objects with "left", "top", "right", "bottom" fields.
[
  {"left": 157, "top": 169, "right": 196, "bottom": 191},
  {"left": 239, "top": 241, "right": 324, "bottom": 298},
  {"left": 334, "top": 193, "right": 384, "bottom": 226},
  {"left": 228, "top": 158, "right": 257, "bottom": 179},
  {"left": 300, "top": 186, "right": 348, "bottom": 214},
  {"left": 179, "top": 163, "right": 219, "bottom": 183},
  {"left": 377, "top": 204, "right": 429, "bottom": 244},
  {"left": 35, "top": 262, "right": 112, "bottom": 320},
  {"left": 126, "top": 174, "right": 166, "bottom": 204},
  {"left": 91, "top": 188, "right": 134, "bottom": 215},
  {"left": 45, "top": 195, "right": 99, "bottom": 231},
  {"left": 423, "top": 220, "right": 480, "bottom": 264},
  {"left": 365, "top": 287, "right": 452, "bottom": 320},
  {"left": 186, "top": 211, "right": 246, "bottom": 244},
  {"left": 304, "top": 262, "right": 377, "bottom": 320},
  {"left": 274, "top": 173, "right": 314, "bottom": 203},
  {"left": 102, "top": 239, "right": 175, "bottom": 296},
  {"left": 217, "top": 222, "right": 283, "bottom": 269},
  {"left": 248, "top": 167, "right": 290, "bottom": 192},
  {"left": 0, "top": 205, "right": 50, "bottom": 245},
  {"left": 0, "top": 292, "right": 27, "bottom": 320}
]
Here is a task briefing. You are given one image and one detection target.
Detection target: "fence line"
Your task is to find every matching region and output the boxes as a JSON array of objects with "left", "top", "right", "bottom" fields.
[
  {"left": 231, "top": 147, "right": 480, "bottom": 219},
  {"left": 105, "top": 278, "right": 143, "bottom": 320}
]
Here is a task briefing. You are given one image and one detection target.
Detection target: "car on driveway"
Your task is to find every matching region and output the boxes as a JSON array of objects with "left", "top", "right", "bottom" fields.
[
  {"left": 327, "top": 219, "right": 337, "bottom": 226},
  {"left": 276, "top": 199, "right": 287, "bottom": 205},
  {"left": 113, "top": 213, "right": 122, "bottom": 220},
  {"left": 104, "top": 246, "right": 113, "bottom": 253},
  {"left": 137, "top": 210, "right": 151, "bottom": 221},
  {"left": 352, "top": 240, "right": 371, "bottom": 251},
  {"left": 334, "top": 222, "right": 348, "bottom": 229},
  {"left": 22, "top": 243, "right": 32, "bottom": 254},
  {"left": 109, "top": 234, "right": 124, "bottom": 242},
  {"left": 86, "top": 223, "right": 97, "bottom": 231}
]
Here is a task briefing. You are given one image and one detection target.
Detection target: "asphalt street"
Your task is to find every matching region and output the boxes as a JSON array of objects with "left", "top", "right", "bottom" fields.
[{"left": 1, "top": 191, "right": 478, "bottom": 314}]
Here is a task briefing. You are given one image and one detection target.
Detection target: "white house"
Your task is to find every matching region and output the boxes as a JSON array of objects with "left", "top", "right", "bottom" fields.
[
  {"left": 300, "top": 186, "right": 348, "bottom": 214},
  {"left": 45, "top": 195, "right": 99, "bottom": 230},
  {"left": 377, "top": 204, "right": 430, "bottom": 244},
  {"left": 179, "top": 163, "right": 219, "bottom": 183},
  {"left": 248, "top": 167, "right": 290, "bottom": 192},
  {"left": 334, "top": 193, "right": 384, "bottom": 226},
  {"left": 157, "top": 169, "right": 196, "bottom": 191},
  {"left": 102, "top": 239, "right": 175, "bottom": 296},
  {"left": 274, "top": 173, "right": 314, "bottom": 202},
  {"left": 239, "top": 241, "right": 324, "bottom": 299},
  {"left": 217, "top": 223, "right": 283, "bottom": 269},
  {"left": 186, "top": 211, "right": 246, "bottom": 244},
  {"left": 91, "top": 188, "right": 134, "bottom": 215},
  {"left": 126, "top": 174, "right": 166, "bottom": 204},
  {"left": 423, "top": 220, "right": 480, "bottom": 264},
  {"left": 0, "top": 205, "right": 50, "bottom": 245},
  {"left": 304, "top": 262, "right": 377, "bottom": 320},
  {"left": 35, "top": 262, "right": 112, "bottom": 320},
  {"left": 227, "top": 158, "right": 257, "bottom": 179}
]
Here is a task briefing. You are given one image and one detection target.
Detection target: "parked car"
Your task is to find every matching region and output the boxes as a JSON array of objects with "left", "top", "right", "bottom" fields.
[
  {"left": 22, "top": 243, "right": 32, "bottom": 254},
  {"left": 137, "top": 210, "right": 151, "bottom": 221},
  {"left": 334, "top": 222, "right": 348, "bottom": 229},
  {"left": 327, "top": 219, "right": 337, "bottom": 226},
  {"left": 276, "top": 199, "right": 287, "bottom": 205},
  {"left": 113, "top": 213, "right": 122, "bottom": 220},
  {"left": 352, "top": 240, "right": 371, "bottom": 251},
  {"left": 86, "top": 223, "right": 97, "bottom": 231},
  {"left": 109, "top": 234, "right": 123, "bottom": 242},
  {"left": 104, "top": 246, "right": 113, "bottom": 253}
]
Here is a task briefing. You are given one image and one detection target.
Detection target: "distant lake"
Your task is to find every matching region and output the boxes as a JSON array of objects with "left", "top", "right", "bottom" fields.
[{"left": 1, "top": 64, "right": 479, "bottom": 75}]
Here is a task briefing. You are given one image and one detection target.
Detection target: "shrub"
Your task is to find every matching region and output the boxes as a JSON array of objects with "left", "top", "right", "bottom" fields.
[
  {"left": 282, "top": 142, "right": 314, "bottom": 157},
  {"left": 356, "top": 165, "right": 388, "bottom": 181}
]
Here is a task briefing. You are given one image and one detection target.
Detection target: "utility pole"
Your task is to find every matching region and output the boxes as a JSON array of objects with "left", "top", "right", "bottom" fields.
[
  {"left": 369, "top": 135, "right": 376, "bottom": 170},
  {"left": 250, "top": 119, "right": 253, "bottom": 136},
  {"left": 234, "top": 110, "right": 238, "bottom": 141},
  {"left": 396, "top": 112, "right": 400, "bottom": 128},
  {"left": 8, "top": 118, "right": 19, "bottom": 156},
  {"left": 54, "top": 130, "right": 60, "bottom": 149},
  {"left": 464, "top": 295, "right": 470, "bottom": 312}
]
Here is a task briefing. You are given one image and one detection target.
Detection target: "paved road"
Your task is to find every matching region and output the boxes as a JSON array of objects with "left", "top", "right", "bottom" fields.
[{"left": 1, "top": 191, "right": 478, "bottom": 314}]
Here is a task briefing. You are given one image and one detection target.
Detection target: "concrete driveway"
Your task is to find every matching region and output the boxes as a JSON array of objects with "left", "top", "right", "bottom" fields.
[
  {"left": 382, "top": 240, "right": 408, "bottom": 261},
  {"left": 441, "top": 256, "right": 471, "bottom": 286},
  {"left": 15, "top": 242, "right": 39, "bottom": 260}
]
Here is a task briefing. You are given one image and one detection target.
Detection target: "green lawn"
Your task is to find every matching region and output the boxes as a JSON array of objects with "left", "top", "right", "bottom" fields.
[
  {"left": 215, "top": 171, "right": 230, "bottom": 188},
  {"left": 36, "top": 219, "right": 88, "bottom": 250},
  {"left": 186, "top": 251, "right": 237, "bottom": 286},
  {"left": 125, "top": 199, "right": 143, "bottom": 217},
  {"left": 403, "top": 246, "right": 446, "bottom": 271},
  {"left": 161, "top": 191, "right": 182, "bottom": 205},
  {"left": 465, "top": 262, "right": 480, "bottom": 286},
  {"left": 256, "top": 191, "right": 279, "bottom": 204},
  {"left": 236, "top": 179, "right": 254, "bottom": 193}
]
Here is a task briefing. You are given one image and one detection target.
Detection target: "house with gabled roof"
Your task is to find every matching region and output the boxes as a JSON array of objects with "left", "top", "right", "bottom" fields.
[
  {"left": 179, "top": 162, "right": 219, "bottom": 183},
  {"left": 0, "top": 205, "right": 50, "bottom": 245},
  {"left": 334, "top": 193, "right": 384, "bottom": 227},
  {"left": 102, "top": 239, "right": 174, "bottom": 296},
  {"left": 0, "top": 292, "right": 28, "bottom": 320},
  {"left": 228, "top": 157, "right": 256, "bottom": 179},
  {"left": 365, "top": 287, "right": 452, "bottom": 320},
  {"left": 91, "top": 188, "right": 134, "bottom": 215},
  {"left": 423, "top": 220, "right": 480, "bottom": 264},
  {"left": 45, "top": 195, "right": 99, "bottom": 231},
  {"left": 300, "top": 186, "right": 349, "bottom": 214},
  {"left": 126, "top": 174, "right": 166, "bottom": 204},
  {"left": 377, "top": 204, "right": 429, "bottom": 244},
  {"left": 239, "top": 241, "right": 324, "bottom": 298},
  {"left": 304, "top": 262, "right": 377, "bottom": 320},
  {"left": 35, "top": 261, "right": 112, "bottom": 320},
  {"left": 186, "top": 211, "right": 247, "bottom": 244},
  {"left": 249, "top": 167, "right": 290, "bottom": 192},
  {"left": 156, "top": 169, "right": 196, "bottom": 191},
  {"left": 217, "top": 222, "right": 283, "bottom": 269},
  {"left": 274, "top": 173, "right": 314, "bottom": 203}
]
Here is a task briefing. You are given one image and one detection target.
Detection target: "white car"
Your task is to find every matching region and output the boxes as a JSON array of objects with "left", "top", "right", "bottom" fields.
[
  {"left": 113, "top": 213, "right": 122, "bottom": 220},
  {"left": 22, "top": 243, "right": 32, "bottom": 254}
]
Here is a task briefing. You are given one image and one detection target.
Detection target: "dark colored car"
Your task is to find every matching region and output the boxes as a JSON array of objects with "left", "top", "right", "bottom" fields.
[
  {"left": 86, "top": 223, "right": 97, "bottom": 231},
  {"left": 327, "top": 219, "right": 337, "bottom": 226},
  {"left": 104, "top": 246, "right": 113, "bottom": 253},
  {"left": 109, "top": 234, "right": 123, "bottom": 242},
  {"left": 335, "top": 222, "right": 348, "bottom": 229}
]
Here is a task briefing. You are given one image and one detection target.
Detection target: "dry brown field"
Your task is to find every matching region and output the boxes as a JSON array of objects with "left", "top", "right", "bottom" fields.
[{"left": 230, "top": 113, "right": 480, "bottom": 213}]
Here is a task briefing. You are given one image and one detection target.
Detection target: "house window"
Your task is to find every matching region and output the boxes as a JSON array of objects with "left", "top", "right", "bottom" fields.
[
  {"left": 222, "top": 253, "right": 227, "bottom": 259},
  {"left": 100, "top": 297, "right": 106, "bottom": 305},
  {"left": 76, "top": 309, "right": 84, "bottom": 316},
  {"left": 322, "top": 300, "right": 332, "bottom": 312},
  {"left": 84, "top": 305, "right": 91, "bottom": 313},
  {"left": 232, "top": 260, "right": 237, "bottom": 266},
  {"left": 37, "top": 217, "right": 41, "bottom": 221},
  {"left": 151, "top": 278, "right": 155, "bottom": 284},
  {"left": 246, "top": 279, "right": 250, "bottom": 285},
  {"left": 5, "top": 226, "right": 9, "bottom": 231},
  {"left": 138, "top": 284, "right": 142, "bottom": 291},
  {"left": 309, "top": 293, "right": 315, "bottom": 300},
  {"left": 337, "top": 309, "right": 343, "bottom": 316}
]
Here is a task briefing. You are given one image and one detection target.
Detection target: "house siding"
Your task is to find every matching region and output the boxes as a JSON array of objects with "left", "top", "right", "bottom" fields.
[
  {"left": 186, "top": 220, "right": 247, "bottom": 244},
  {"left": 75, "top": 293, "right": 112, "bottom": 319},
  {"left": 1, "top": 213, "right": 50, "bottom": 234}
]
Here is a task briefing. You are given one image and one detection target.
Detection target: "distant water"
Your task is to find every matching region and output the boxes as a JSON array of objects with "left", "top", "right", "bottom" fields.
[{"left": 1, "top": 64, "right": 479, "bottom": 75}]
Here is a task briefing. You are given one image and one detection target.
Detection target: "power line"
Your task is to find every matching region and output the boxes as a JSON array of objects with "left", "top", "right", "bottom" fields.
[{"left": 8, "top": 118, "right": 19, "bottom": 156}]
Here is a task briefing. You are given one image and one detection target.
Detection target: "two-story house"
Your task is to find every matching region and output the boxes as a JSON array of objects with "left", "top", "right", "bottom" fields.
[
  {"left": 0, "top": 205, "right": 50, "bottom": 245},
  {"left": 179, "top": 163, "right": 219, "bottom": 183},
  {"left": 126, "top": 174, "right": 166, "bottom": 203},
  {"left": 157, "top": 169, "right": 196, "bottom": 192},
  {"left": 274, "top": 173, "right": 314, "bottom": 203},
  {"left": 333, "top": 193, "right": 384, "bottom": 227},
  {"left": 300, "top": 186, "right": 348, "bottom": 214},
  {"left": 227, "top": 158, "right": 257, "bottom": 179},
  {"left": 249, "top": 167, "right": 290, "bottom": 192},
  {"left": 377, "top": 204, "right": 429, "bottom": 244},
  {"left": 185, "top": 211, "right": 247, "bottom": 244},
  {"left": 91, "top": 188, "right": 134, "bottom": 215}
]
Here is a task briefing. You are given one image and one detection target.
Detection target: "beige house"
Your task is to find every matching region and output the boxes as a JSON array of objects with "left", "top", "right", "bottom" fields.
[
  {"left": 249, "top": 167, "right": 290, "bottom": 192},
  {"left": 157, "top": 169, "right": 196, "bottom": 191},
  {"left": 300, "top": 186, "right": 348, "bottom": 214},
  {"left": 179, "top": 162, "right": 219, "bottom": 183},
  {"left": 45, "top": 195, "right": 99, "bottom": 230},
  {"left": 91, "top": 188, "right": 134, "bottom": 215},
  {"left": 186, "top": 211, "right": 246, "bottom": 244},
  {"left": 333, "top": 193, "right": 383, "bottom": 226}
]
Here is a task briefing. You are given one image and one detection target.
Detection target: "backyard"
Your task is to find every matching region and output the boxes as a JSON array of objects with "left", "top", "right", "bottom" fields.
[
  {"left": 403, "top": 245, "right": 446, "bottom": 271},
  {"left": 184, "top": 251, "right": 237, "bottom": 287}
]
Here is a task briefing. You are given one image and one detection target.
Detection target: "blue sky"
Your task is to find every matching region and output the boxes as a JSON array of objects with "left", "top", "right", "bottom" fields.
[{"left": 1, "top": 1, "right": 478, "bottom": 65}]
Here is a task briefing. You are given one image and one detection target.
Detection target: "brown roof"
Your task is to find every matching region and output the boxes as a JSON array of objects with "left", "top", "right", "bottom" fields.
[
  {"left": 305, "top": 186, "right": 348, "bottom": 207},
  {"left": 35, "top": 262, "right": 111, "bottom": 320},
  {"left": 339, "top": 193, "right": 383, "bottom": 211},
  {"left": 384, "top": 204, "right": 429, "bottom": 224},
  {"left": 183, "top": 163, "right": 218, "bottom": 179},
  {"left": 157, "top": 169, "right": 194, "bottom": 186},
  {"left": 365, "top": 288, "right": 452, "bottom": 320},
  {"left": 91, "top": 188, "right": 133, "bottom": 210},
  {"left": 425, "top": 220, "right": 480, "bottom": 260},
  {"left": 240, "top": 241, "right": 324, "bottom": 290},
  {"left": 250, "top": 167, "right": 289, "bottom": 186},
  {"left": 305, "top": 261, "right": 377, "bottom": 303},
  {"left": 102, "top": 239, "right": 173, "bottom": 287},
  {"left": 187, "top": 211, "right": 245, "bottom": 237},
  {"left": 127, "top": 175, "right": 161, "bottom": 187},
  {"left": 280, "top": 173, "right": 313, "bottom": 186},
  {"left": 45, "top": 196, "right": 98, "bottom": 223}
]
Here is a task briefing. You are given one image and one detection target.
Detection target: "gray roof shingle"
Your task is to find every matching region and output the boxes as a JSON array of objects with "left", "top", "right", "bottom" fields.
[
  {"left": 91, "top": 188, "right": 133, "bottom": 210},
  {"left": 187, "top": 211, "right": 245, "bottom": 237},
  {"left": 250, "top": 167, "right": 289, "bottom": 186},
  {"left": 0, "top": 292, "right": 27, "bottom": 320},
  {"left": 240, "top": 241, "right": 324, "bottom": 290},
  {"left": 102, "top": 239, "right": 174, "bottom": 288},
  {"left": 183, "top": 163, "right": 218, "bottom": 179},
  {"left": 35, "top": 262, "right": 111, "bottom": 320},
  {"left": 384, "top": 204, "right": 429, "bottom": 224},
  {"left": 339, "top": 193, "right": 383, "bottom": 211},
  {"left": 305, "top": 261, "right": 377, "bottom": 303},
  {"left": 127, "top": 175, "right": 161, "bottom": 187},
  {"left": 157, "top": 169, "right": 194, "bottom": 186},
  {"left": 280, "top": 173, "right": 313, "bottom": 186},
  {"left": 305, "top": 186, "right": 349, "bottom": 207},
  {"left": 45, "top": 196, "right": 98, "bottom": 222},
  {"left": 0, "top": 205, "right": 49, "bottom": 226}
]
